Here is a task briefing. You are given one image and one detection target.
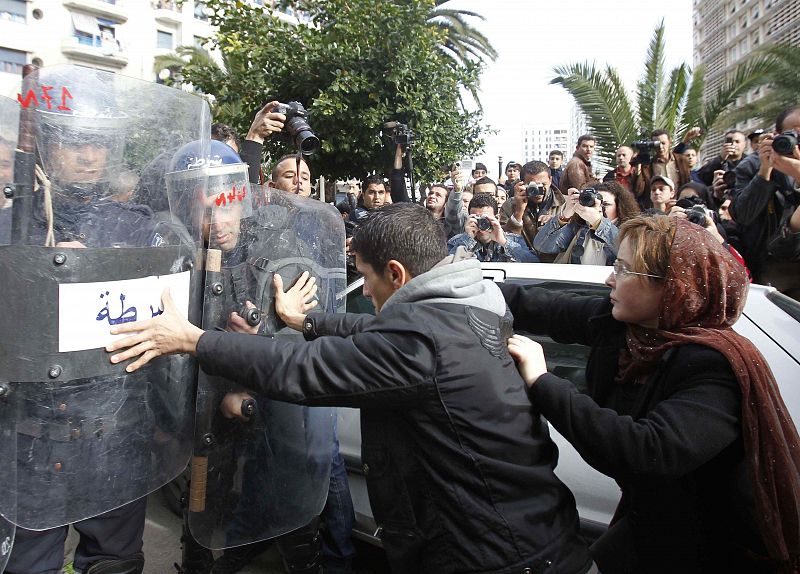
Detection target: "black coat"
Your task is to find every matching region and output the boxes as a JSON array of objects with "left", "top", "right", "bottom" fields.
[
  {"left": 195, "top": 302, "right": 592, "bottom": 574},
  {"left": 501, "top": 284, "right": 772, "bottom": 574}
]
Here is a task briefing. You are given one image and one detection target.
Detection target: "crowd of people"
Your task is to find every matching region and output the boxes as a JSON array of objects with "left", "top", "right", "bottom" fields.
[
  {"left": 326, "top": 106, "right": 800, "bottom": 302},
  {"left": 3, "top": 62, "right": 799, "bottom": 574}
]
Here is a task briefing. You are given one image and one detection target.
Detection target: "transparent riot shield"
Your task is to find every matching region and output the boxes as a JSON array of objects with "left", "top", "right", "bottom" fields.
[
  {"left": 0, "top": 94, "right": 19, "bottom": 569},
  {"left": 0, "top": 65, "right": 210, "bottom": 530},
  {"left": 188, "top": 184, "right": 346, "bottom": 549}
]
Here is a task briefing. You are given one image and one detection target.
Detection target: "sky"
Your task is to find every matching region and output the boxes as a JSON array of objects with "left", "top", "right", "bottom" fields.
[{"left": 445, "top": 0, "right": 694, "bottom": 172}]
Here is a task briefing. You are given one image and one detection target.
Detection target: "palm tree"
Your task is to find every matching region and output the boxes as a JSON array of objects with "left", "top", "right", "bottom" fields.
[
  {"left": 550, "top": 21, "right": 769, "bottom": 166},
  {"left": 427, "top": 0, "right": 497, "bottom": 67},
  {"left": 723, "top": 43, "right": 800, "bottom": 128}
]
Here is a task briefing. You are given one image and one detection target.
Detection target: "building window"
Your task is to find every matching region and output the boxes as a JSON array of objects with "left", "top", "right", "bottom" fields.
[
  {"left": 0, "top": 47, "right": 25, "bottom": 74},
  {"left": 157, "top": 30, "right": 173, "bottom": 49},
  {"left": 194, "top": 1, "right": 208, "bottom": 21},
  {"left": 0, "top": 0, "right": 26, "bottom": 23}
]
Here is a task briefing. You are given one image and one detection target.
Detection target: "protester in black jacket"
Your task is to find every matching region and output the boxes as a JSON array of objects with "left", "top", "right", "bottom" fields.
[
  {"left": 107, "top": 203, "right": 594, "bottom": 574},
  {"left": 502, "top": 215, "right": 800, "bottom": 574}
]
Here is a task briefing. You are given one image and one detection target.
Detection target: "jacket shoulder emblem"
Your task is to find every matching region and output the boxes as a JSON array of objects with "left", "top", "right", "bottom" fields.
[{"left": 465, "top": 306, "right": 511, "bottom": 359}]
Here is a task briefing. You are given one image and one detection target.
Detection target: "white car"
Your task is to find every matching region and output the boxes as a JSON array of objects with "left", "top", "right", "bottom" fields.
[{"left": 337, "top": 263, "right": 800, "bottom": 545}]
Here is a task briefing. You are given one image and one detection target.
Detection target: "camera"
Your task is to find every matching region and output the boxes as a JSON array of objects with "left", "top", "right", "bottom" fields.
[
  {"left": 273, "top": 101, "right": 319, "bottom": 155},
  {"left": 385, "top": 121, "right": 416, "bottom": 146},
  {"left": 526, "top": 182, "right": 546, "bottom": 201},
  {"left": 579, "top": 187, "right": 601, "bottom": 207},
  {"left": 685, "top": 204, "right": 710, "bottom": 227},
  {"left": 629, "top": 139, "right": 661, "bottom": 166},
  {"left": 475, "top": 216, "right": 493, "bottom": 232},
  {"left": 725, "top": 135, "right": 734, "bottom": 144},
  {"left": 722, "top": 170, "right": 737, "bottom": 188},
  {"left": 772, "top": 130, "right": 799, "bottom": 156}
]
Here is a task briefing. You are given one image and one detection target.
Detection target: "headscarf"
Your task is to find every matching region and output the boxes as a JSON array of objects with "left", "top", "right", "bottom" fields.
[{"left": 620, "top": 218, "right": 800, "bottom": 570}]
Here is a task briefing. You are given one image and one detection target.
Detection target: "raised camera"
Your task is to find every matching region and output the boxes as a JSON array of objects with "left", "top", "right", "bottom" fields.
[
  {"left": 273, "top": 101, "right": 319, "bottom": 155},
  {"left": 475, "top": 216, "right": 493, "bottom": 232},
  {"left": 579, "top": 188, "right": 601, "bottom": 207},
  {"left": 526, "top": 182, "right": 546, "bottom": 201},
  {"left": 630, "top": 139, "right": 661, "bottom": 166},
  {"left": 685, "top": 205, "right": 710, "bottom": 227},
  {"left": 772, "top": 130, "right": 799, "bottom": 157}
]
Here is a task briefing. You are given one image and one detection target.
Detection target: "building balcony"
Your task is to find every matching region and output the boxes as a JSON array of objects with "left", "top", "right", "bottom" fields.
[
  {"left": 152, "top": 1, "right": 182, "bottom": 25},
  {"left": 62, "top": 0, "right": 128, "bottom": 23},
  {"left": 61, "top": 37, "right": 128, "bottom": 68}
]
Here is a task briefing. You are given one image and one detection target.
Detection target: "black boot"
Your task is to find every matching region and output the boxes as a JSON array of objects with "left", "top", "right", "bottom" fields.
[
  {"left": 211, "top": 540, "right": 273, "bottom": 574},
  {"left": 84, "top": 552, "right": 145, "bottom": 574},
  {"left": 276, "top": 517, "right": 323, "bottom": 574}
]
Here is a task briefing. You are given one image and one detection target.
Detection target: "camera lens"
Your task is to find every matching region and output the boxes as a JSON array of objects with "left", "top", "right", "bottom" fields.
[
  {"left": 772, "top": 131, "right": 799, "bottom": 157},
  {"left": 579, "top": 189, "right": 598, "bottom": 207}
]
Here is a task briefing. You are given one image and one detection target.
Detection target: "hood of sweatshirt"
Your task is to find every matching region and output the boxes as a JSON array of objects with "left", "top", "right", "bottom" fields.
[{"left": 380, "top": 247, "right": 506, "bottom": 317}]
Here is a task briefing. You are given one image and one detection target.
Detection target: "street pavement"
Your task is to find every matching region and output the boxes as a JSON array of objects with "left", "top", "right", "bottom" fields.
[{"left": 141, "top": 490, "right": 284, "bottom": 573}]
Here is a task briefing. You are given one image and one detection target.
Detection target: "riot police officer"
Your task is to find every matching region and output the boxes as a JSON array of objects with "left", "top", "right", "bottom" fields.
[{"left": 1, "top": 65, "right": 203, "bottom": 573}]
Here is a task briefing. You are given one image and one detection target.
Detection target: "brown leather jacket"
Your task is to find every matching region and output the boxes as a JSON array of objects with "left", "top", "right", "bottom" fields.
[
  {"left": 633, "top": 153, "right": 691, "bottom": 208},
  {"left": 559, "top": 151, "right": 598, "bottom": 193}
]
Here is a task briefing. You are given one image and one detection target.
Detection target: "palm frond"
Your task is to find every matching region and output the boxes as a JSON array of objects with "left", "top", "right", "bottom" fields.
[
  {"left": 636, "top": 20, "right": 666, "bottom": 131},
  {"left": 657, "top": 64, "right": 690, "bottom": 138},
  {"left": 551, "top": 62, "right": 636, "bottom": 165}
]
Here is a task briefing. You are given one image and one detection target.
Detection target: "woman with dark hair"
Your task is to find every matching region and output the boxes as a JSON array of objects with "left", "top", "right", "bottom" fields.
[
  {"left": 503, "top": 215, "right": 800, "bottom": 573},
  {"left": 598, "top": 181, "right": 640, "bottom": 226},
  {"left": 533, "top": 182, "right": 635, "bottom": 265}
]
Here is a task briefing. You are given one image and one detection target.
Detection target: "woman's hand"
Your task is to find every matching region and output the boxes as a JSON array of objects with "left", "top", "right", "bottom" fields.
[
  {"left": 274, "top": 271, "right": 318, "bottom": 331},
  {"left": 507, "top": 334, "right": 548, "bottom": 387}
]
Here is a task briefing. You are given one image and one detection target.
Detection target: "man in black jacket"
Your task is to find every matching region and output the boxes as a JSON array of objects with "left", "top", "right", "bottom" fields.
[
  {"left": 730, "top": 105, "right": 800, "bottom": 299},
  {"left": 108, "top": 203, "right": 594, "bottom": 574}
]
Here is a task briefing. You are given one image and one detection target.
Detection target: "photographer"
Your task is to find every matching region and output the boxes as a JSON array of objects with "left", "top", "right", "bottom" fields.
[
  {"left": 632, "top": 127, "right": 698, "bottom": 209},
  {"left": 730, "top": 105, "right": 800, "bottom": 299},
  {"left": 533, "top": 183, "right": 619, "bottom": 265},
  {"left": 447, "top": 194, "right": 538, "bottom": 262},
  {"left": 499, "top": 160, "right": 565, "bottom": 261},
  {"left": 697, "top": 130, "right": 748, "bottom": 188}
]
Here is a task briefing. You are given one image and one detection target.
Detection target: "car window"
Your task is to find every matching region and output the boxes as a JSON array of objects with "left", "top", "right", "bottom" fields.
[
  {"left": 345, "top": 278, "right": 375, "bottom": 315},
  {"left": 503, "top": 279, "right": 610, "bottom": 394}
]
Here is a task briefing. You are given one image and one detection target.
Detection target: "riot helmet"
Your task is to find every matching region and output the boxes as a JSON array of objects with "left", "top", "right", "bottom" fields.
[
  {"left": 33, "top": 67, "right": 127, "bottom": 202},
  {"left": 165, "top": 139, "right": 253, "bottom": 249}
]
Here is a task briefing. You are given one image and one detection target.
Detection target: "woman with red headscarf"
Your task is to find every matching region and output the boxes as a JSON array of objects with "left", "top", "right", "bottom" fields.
[{"left": 502, "top": 215, "right": 800, "bottom": 573}]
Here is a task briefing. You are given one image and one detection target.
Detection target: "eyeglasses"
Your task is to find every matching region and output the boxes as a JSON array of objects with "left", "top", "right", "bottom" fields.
[{"left": 612, "top": 259, "right": 664, "bottom": 279}]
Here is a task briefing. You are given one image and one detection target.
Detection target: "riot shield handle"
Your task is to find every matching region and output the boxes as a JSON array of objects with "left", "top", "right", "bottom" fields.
[{"left": 11, "top": 64, "right": 38, "bottom": 244}]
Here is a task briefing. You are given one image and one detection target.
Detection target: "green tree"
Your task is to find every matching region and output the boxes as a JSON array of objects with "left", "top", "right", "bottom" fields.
[
  {"left": 156, "top": 0, "right": 486, "bottom": 183},
  {"left": 723, "top": 43, "right": 800, "bottom": 129},
  {"left": 550, "top": 21, "right": 768, "bottom": 166}
]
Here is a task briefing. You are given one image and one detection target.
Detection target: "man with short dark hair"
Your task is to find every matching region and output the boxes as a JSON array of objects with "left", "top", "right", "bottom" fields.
[
  {"left": 696, "top": 130, "right": 748, "bottom": 186},
  {"left": 499, "top": 160, "right": 566, "bottom": 259},
  {"left": 471, "top": 162, "right": 487, "bottom": 180},
  {"left": 270, "top": 154, "right": 313, "bottom": 197},
  {"left": 448, "top": 194, "right": 537, "bottom": 262},
  {"left": 559, "top": 134, "right": 598, "bottom": 193},
  {"left": 548, "top": 150, "right": 564, "bottom": 188},
  {"left": 731, "top": 104, "right": 800, "bottom": 299},
  {"left": 107, "top": 203, "right": 594, "bottom": 574},
  {"left": 501, "top": 160, "right": 522, "bottom": 192},
  {"left": 350, "top": 174, "right": 387, "bottom": 222},
  {"left": 212, "top": 122, "right": 241, "bottom": 154},
  {"left": 633, "top": 128, "right": 696, "bottom": 209}
]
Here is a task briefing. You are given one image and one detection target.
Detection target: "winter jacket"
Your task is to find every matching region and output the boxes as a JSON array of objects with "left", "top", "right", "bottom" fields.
[
  {"left": 559, "top": 152, "right": 597, "bottom": 193},
  {"left": 499, "top": 186, "right": 566, "bottom": 253},
  {"left": 196, "top": 257, "right": 593, "bottom": 574},
  {"left": 501, "top": 285, "right": 772, "bottom": 574},
  {"left": 729, "top": 153, "right": 800, "bottom": 293},
  {"left": 533, "top": 216, "right": 618, "bottom": 265}
]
